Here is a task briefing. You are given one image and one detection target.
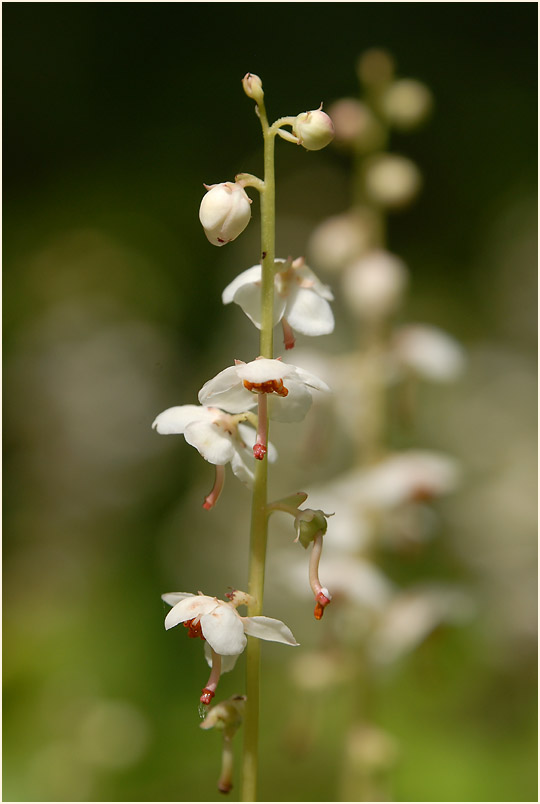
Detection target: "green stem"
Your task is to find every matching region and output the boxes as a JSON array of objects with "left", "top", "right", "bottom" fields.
[{"left": 241, "top": 94, "right": 276, "bottom": 803}]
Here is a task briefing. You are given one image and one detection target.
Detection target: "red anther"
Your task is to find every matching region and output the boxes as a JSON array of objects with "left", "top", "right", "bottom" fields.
[
  {"left": 218, "top": 780, "right": 232, "bottom": 794},
  {"left": 253, "top": 442, "right": 267, "bottom": 461},
  {"left": 243, "top": 379, "right": 289, "bottom": 397},
  {"left": 314, "top": 601, "right": 325, "bottom": 620},
  {"left": 202, "top": 499, "right": 213, "bottom": 510},
  {"left": 200, "top": 688, "right": 215, "bottom": 705},
  {"left": 184, "top": 618, "right": 205, "bottom": 640},
  {"left": 411, "top": 485, "right": 435, "bottom": 502}
]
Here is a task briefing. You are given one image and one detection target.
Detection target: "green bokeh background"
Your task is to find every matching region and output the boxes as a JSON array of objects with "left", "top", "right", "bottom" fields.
[{"left": 3, "top": 3, "right": 537, "bottom": 802}]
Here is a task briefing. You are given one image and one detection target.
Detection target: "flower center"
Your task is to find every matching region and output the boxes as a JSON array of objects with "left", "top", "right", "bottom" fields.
[
  {"left": 184, "top": 618, "right": 205, "bottom": 640},
  {"left": 243, "top": 379, "right": 289, "bottom": 397}
]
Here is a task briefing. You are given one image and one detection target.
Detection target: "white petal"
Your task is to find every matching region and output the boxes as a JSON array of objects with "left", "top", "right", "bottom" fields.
[
  {"left": 161, "top": 592, "right": 195, "bottom": 607},
  {"left": 199, "top": 365, "right": 241, "bottom": 398},
  {"left": 204, "top": 642, "right": 240, "bottom": 673},
  {"left": 165, "top": 595, "right": 219, "bottom": 630},
  {"left": 152, "top": 405, "right": 214, "bottom": 434},
  {"left": 294, "top": 262, "right": 334, "bottom": 301},
  {"left": 200, "top": 604, "right": 247, "bottom": 655},
  {"left": 236, "top": 358, "right": 294, "bottom": 383},
  {"left": 268, "top": 380, "right": 313, "bottom": 423},
  {"left": 286, "top": 288, "right": 335, "bottom": 336},
  {"left": 198, "top": 366, "right": 256, "bottom": 413},
  {"left": 230, "top": 447, "right": 255, "bottom": 487},
  {"left": 292, "top": 365, "right": 331, "bottom": 392},
  {"left": 243, "top": 616, "right": 299, "bottom": 646},
  {"left": 184, "top": 420, "right": 236, "bottom": 465},
  {"left": 233, "top": 281, "right": 287, "bottom": 329},
  {"left": 222, "top": 265, "right": 262, "bottom": 304}
]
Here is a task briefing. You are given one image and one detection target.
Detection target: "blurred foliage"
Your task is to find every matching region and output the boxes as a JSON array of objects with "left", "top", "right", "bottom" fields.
[{"left": 3, "top": 3, "right": 537, "bottom": 802}]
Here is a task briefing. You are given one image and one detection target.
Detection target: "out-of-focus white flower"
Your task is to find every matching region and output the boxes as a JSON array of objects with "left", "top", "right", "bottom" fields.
[
  {"left": 222, "top": 257, "right": 334, "bottom": 349},
  {"left": 292, "top": 107, "right": 334, "bottom": 151},
  {"left": 369, "top": 584, "right": 474, "bottom": 665},
  {"left": 364, "top": 154, "right": 422, "bottom": 209},
  {"left": 341, "top": 249, "right": 408, "bottom": 319},
  {"left": 381, "top": 79, "right": 433, "bottom": 131},
  {"left": 355, "top": 450, "right": 461, "bottom": 507},
  {"left": 152, "top": 405, "right": 277, "bottom": 504},
  {"left": 162, "top": 591, "right": 298, "bottom": 703},
  {"left": 327, "top": 98, "right": 385, "bottom": 151},
  {"left": 199, "top": 182, "right": 252, "bottom": 247},
  {"left": 357, "top": 48, "right": 395, "bottom": 87},
  {"left": 308, "top": 208, "right": 382, "bottom": 273},
  {"left": 392, "top": 324, "right": 466, "bottom": 382},
  {"left": 198, "top": 357, "right": 330, "bottom": 423}
]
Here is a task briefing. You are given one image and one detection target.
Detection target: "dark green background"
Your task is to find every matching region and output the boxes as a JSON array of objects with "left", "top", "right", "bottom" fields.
[{"left": 3, "top": 3, "right": 537, "bottom": 802}]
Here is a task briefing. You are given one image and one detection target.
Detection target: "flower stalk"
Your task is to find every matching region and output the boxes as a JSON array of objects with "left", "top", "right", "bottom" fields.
[{"left": 241, "top": 84, "right": 276, "bottom": 803}]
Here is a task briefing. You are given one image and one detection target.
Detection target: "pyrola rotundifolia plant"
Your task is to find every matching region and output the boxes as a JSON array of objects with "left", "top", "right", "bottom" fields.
[{"left": 153, "top": 73, "right": 336, "bottom": 800}]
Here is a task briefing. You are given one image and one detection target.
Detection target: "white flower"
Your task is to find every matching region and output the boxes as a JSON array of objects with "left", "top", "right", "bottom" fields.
[
  {"left": 163, "top": 591, "right": 298, "bottom": 653},
  {"left": 341, "top": 250, "right": 408, "bottom": 319},
  {"left": 222, "top": 257, "right": 334, "bottom": 349},
  {"left": 198, "top": 357, "right": 330, "bottom": 423},
  {"left": 292, "top": 107, "right": 334, "bottom": 151},
  {"left": 364, "top": 154, "right": 422, "bottom": 209},
  {"left": 307, "top": 208, "right": 382, "bottom": 273},
  {"left": 162, "top": 591, "right": 298, "bottom": 703},
  {"left": 199, "top": 182, "right": 252, "bottom": 247},
  {"left": 153, "top": 404, "right": 275, "bottom": 485},
  {"left": 392, "top": 324, "right": 466, "bottom": 382},
  {"left": 381, "top": 79, "right": 433, "bottom": 131}
]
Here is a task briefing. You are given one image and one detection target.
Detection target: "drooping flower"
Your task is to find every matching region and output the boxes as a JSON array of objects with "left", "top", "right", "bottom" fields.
[
  {"left": 391, "top": 324, "right": 466, "bottom": 383},
  {"left": 152, "top": 404, "right": 276, "bottom": 508},
  {"left": 162, "top": 591, "right": 298, "bottom": 703},
  {"left": 199, "top": 182, "right": 252, "bottom": 246},
  {"left": 198, "top": 357, "right": 330, "bottom": 423},
  {"left": 222, "top": 257, "right": 334, "bottom": 349}
]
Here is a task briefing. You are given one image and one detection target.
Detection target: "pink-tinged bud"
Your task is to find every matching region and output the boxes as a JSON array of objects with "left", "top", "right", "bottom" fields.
[
  {"left": 199, "top": 182, "right": 252, "bottom": 247},
  {"left": 242, "top": 72, "right": 264, "bottom": 105},
  {"left": 293, "top": 107, "right": 334, "bottom": 151}
]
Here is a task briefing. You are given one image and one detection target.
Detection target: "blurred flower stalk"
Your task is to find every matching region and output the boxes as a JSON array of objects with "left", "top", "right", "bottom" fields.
[
  {"left": 155, "top": 73, "right": 338, "bottom": 798},
  {"left": 278, "top": 49, "right": 470, "bottom": 800}
]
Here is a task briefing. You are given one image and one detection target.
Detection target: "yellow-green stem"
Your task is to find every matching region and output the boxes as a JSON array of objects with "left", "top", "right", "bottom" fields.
[{"left": 241, "top": 96, "right": 276, "bottom": 803}]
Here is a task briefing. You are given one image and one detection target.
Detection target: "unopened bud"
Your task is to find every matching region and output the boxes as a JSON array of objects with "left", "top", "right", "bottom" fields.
[
  {"left": 328, "top": 98, "right": 385, "bottom": 152},
  {"left": 293, "top": 107, "right": 334, "bottom": 151},
  {"left": 357, "top": 48, "right": 395, "bottom": 87},
  {"left": 308, "top": 208, "right": 382, "bottom": 273},
  {"left": 242, "top": 73, "right": 264, "bottom": 105},
  {"left": 199, "top": 182, "right": 252, "bottom": 246},
  {"left": 364, "top": 154, "right": 422, "bottom": 209},
  {"left": 382, "top": 79, "right": 433, "bottom": 130},
  {"left": 295, "top": 508, "right": 329, "bottom": 549}
]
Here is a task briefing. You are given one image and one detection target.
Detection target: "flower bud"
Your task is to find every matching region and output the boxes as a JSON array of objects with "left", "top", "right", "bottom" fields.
[
  {"left": 293, "top": 107, "right": 334, "bottom": 151},
  {"left": 242, "top": 73, "right": 264, "bottom": 105},
  {"left": 327, "top": 98, "right": 385, "bottom": 152},
  {"left": 199, "top": 182, "right": 252, "bottom": 246},
  {"left": 341, "top": 250, "right": 408, "bottom": 319},
  {"left": 357, "top": 48, "right": 395, "bottom": 88},
  {"left": 381, "top": 79, "right": 433, "bottom": 130},
  {"left": 308, "top": 208, "right": 382, "bottom": 273},
  {"left": 364, "top": 154, "right": 422, "bottom": 209}
]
